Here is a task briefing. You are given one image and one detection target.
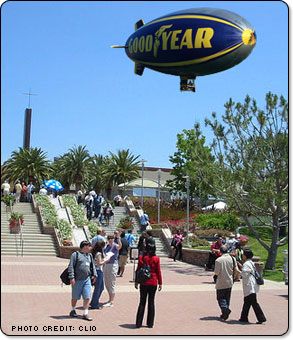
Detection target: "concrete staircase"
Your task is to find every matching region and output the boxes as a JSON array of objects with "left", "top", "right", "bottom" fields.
[
  {"left": 95, "top": 205, "right": 168, "bottom": 257},
  {"left": 1, "top": 202, "right": 58, "bottom": 256}
]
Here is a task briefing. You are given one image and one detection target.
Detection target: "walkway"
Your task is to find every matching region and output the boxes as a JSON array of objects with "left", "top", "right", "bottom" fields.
[{"left": 1, "top": 256, "right": 288, "bottom": 336}]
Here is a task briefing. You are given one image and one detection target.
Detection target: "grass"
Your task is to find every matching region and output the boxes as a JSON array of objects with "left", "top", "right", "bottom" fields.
[{"left": 240, "top": 227, "right": 288, "bottom": 282}]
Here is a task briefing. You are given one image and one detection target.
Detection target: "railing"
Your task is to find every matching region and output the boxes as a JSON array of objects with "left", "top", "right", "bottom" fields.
[{"left": 18, "top": 218, "right": 24, "bottom": 257}]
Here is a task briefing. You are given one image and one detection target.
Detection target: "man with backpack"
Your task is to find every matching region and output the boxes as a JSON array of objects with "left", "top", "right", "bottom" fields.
[{"left": 68, "top": 241, "right": 97, "bottom": 321}]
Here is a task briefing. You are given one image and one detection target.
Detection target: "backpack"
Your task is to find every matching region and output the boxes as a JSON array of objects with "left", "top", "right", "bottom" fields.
[
  {"left": 135, "top": 256, "right": 152, "bottom": 283},
  {"left": 60, "top": 252, "right": 79, "bottom": 285}
]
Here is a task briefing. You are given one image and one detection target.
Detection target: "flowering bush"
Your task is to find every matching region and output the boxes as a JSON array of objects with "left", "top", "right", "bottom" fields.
[
  {"left": 9, "top": 212, "right": 24, "bottom": 228},
  {"left": 131, "top": 197, "right": 196, "bottom": 223},
  {"left": 57, "top": 219, "right": 72, "bottom": 240},
  {"left": 237, "top": 235, "right": 249, "bottom": 245},
  {"left": 2, "top": 195, "right": 16, "bottom": 206},
  {"left": 119, "top": 216, "right": 134, "bottom": 230},
  {"left": 62, "top": 239, "right": 73, "bottom": 246}
]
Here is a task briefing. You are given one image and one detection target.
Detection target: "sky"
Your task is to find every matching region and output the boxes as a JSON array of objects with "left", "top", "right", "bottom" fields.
[{"left": 1, "top": 1, "right": 289, "bottom": 169}]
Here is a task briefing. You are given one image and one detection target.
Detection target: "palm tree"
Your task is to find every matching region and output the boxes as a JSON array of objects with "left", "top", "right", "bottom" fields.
[
  {"left": 86, "top": 154, "right": 105, "bottom": 193},
  {"left": 105, "top": 149, "right": 141, "bottom": 196},
  {"left": 57, "top": 145, "right": 93, "bottom": 192},
  {"left": 2, "top": 147, "right": 52, "bottom": 185}
]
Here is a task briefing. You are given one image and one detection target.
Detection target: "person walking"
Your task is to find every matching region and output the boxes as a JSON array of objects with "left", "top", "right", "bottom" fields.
[
  {"left": 103, "top": 234, "right": 122, "bottom": 307},
  {"left": 140, "top": 211, "right": 149, "bottom": 231},
  {"left": 125, "top": 229, "right": 136, "bottom": 261},
  {"left": 90, "top": 241, "right": 110, "bottom": 310},
  {"left": 135, "top": 243, "right": 162, "bottom": 328},
  {"left": 20, "top": 182, "right": 27, "bottom": 202},
  {"left": 173, "top": 229, "right": 184, "bottom": 261},
  {"left": 26, "top": 181, "right": 35, "bottom": 203},
  {"left": 118, "top": 231, "right": 129, "bottom": 277},
  {"left": 14, "top": 181, "right": 22, "bottom": 203},
  {"left": 238, "top": 248, "right": 266, "bottom": 324},
  {"left": 1, "top": 180, "right": 10, "bottom": 196},
  {"left": 68, "top": 241, "right": 97, "bottom": 321},
  {"left": 214, "top": 245, "right": 234, "bottom": 321}
]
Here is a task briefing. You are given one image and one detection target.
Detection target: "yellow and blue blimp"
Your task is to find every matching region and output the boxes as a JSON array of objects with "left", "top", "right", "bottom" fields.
[{"left": 112, "top": 8, "right": 256, "bottom": 92}]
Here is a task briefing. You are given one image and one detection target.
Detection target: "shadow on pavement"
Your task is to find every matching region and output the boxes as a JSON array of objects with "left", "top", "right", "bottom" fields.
[
  {"left": 119, "top": 324, "right": 138, "bottom": 329},
  {"left": 50, "top": 315, "right": 75, "bottom": 320}
]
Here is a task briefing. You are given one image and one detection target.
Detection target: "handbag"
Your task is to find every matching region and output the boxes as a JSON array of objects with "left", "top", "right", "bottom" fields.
[
  {"left": 60, "top": 251, "right": 79, "bottom": 285},
  {"left": 251, "top": 263, "right": 264, "bottom": 285},
  {"left": 135, "top": 256, "right": 152, "bottom": 283}
]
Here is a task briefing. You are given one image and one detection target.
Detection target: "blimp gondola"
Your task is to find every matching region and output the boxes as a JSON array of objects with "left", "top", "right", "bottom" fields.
[{"left": 112, "top": 8, "right": 256, "bottom": 92}]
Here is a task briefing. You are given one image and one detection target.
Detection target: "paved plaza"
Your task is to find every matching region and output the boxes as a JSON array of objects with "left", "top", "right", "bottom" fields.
[{"left": 1, "top": 255, "right": 288, "bottom": 336}]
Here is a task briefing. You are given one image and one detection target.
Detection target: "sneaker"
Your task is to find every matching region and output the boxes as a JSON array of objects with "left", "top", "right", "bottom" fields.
[
  {"left": 69, "top": 310, "right": 78, "bottom": 317},
  {"left": 82, "top": 315, "right": 93, "bottom": 321},
  {"left": 103, "top": 302, "right": 113, "bottom": 307}
]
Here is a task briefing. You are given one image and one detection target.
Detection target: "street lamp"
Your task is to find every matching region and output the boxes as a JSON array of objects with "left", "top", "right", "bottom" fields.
[
  {"left": 183, "top": 175, "right": 190, "bottom": 247},
  {"left": 139, "top": 159, "right": 147, "bottom": 208},
  {"left": 157, "top": 169, "right": 161, "bottom": 224}
]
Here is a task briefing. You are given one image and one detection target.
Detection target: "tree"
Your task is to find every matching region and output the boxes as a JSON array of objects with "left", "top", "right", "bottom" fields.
[
  {"left": 2, "top": 147, "right": 52, "bottom": 185},
  {"left": 57, "top": 145, "right": 93, "bottom": 192},
  {"left": 104, "top": 149, "right": 141, "bottom": 196},
  {"left": 167, "top": 125, "right": 216, "bottom": 207},
  {"left": 199, "top": 92, "right": 288, "bottom": 270}
]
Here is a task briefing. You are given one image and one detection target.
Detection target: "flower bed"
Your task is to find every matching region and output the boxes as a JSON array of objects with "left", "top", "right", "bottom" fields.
[
  {"left": 118, "top": 216, "right": 134, "bottom": 230},
  {"left": 63, "top": 194, "right": 98, "bottom": 238}
]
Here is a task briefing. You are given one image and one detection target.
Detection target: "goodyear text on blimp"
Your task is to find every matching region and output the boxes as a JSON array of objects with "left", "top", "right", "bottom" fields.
[{"left": 128, "top": 25, "right": 214, "bottom": 57}]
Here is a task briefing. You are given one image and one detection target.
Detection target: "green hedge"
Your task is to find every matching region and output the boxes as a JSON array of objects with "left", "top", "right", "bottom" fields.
[{"left": 195, "top": 212, "right": 241, "bottom": 232}]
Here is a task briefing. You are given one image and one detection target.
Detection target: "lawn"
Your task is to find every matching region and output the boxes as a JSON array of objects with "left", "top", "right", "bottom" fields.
[{"left": 240, "top": 227, "right": 288, "bottom": 282}]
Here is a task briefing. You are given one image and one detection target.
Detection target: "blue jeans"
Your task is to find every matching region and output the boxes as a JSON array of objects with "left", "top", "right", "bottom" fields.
[
  {"left": 216, "top": 288, "right": 232, "bottom": 314},
  {"left": 90, "top": 270, "right": 104, "bottom": 308}
]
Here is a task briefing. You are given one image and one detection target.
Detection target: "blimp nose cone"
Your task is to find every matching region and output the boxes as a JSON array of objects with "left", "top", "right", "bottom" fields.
[{"left": 242, "top": 29, "right": 256, "bottom": 46}]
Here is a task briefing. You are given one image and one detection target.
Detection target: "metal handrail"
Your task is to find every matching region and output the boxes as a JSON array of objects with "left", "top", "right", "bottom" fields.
[{"left": 18, "top": 218, "right": 24, "bottom": 257}]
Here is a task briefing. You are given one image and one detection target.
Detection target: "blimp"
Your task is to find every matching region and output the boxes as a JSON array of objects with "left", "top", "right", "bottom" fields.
[{"left": 112, "top": 8, "right": 256, "bottom": 92}]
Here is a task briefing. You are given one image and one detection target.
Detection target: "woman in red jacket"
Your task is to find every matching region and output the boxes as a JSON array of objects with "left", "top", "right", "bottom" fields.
[{"left": 135, "top": 243, "right": 162, "bottom": 328}]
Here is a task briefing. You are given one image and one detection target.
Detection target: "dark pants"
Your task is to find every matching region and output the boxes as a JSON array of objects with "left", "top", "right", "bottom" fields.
[
  {"left": 86, "top": 206, "right": 92, "bottom": 220},
  {"left": 136, "top": 285, "right": 157, "bottom": 327},
  {"left": 94, "top": 205, "right": 101, "bottom": 218},
  {"left": 174, "top": 243, "right": 183, "bottom": 261},
  {"left": 217, "top": 288, "right": 232, "bottom": 316},
  {"left": 206, "top": 252, "right": 217, "bottom": 269},
  {"left": 240, "top": 293, "right": 266, "bottom": 322}
]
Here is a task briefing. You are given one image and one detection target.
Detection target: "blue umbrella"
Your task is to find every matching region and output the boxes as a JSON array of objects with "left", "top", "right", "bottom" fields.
[{"left": 43, "top": 179, "right": 64, "bottom": 192}]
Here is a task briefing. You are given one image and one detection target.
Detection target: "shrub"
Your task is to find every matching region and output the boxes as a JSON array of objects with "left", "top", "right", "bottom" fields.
[
  {"left": 57, "top": 219, "right": 72, "bottom": 240},
  {"left": 119, "top": 216, "right": 134, "bottom": 230},
  {"left": 195, "top": 212, "right": 241, "bottom": 231},
  {"left": 187, "top": 235, "right": 210, "bottom": 247},
  {"left": 35, "top": 194, "right": 58, "bottom": 227},
  {"left": 2, "top": 195, "right": 16, "bottom": 206}
]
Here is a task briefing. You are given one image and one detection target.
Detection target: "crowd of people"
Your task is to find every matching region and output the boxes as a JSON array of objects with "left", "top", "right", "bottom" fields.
[
  {"left": 67, "top": 228, "right": 265, "bottom": 327},
  {"left": 1, "top": 180, "right": 36, "bottom": 203},
  {"left": 68, "top": 228, "right": 162, "bottom": 327}
]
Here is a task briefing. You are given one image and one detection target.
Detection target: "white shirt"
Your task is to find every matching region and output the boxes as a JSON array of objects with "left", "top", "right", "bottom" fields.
[
  {"left": 39, "top": 188, "right": 48, "bottom": 195},
  {"left": 241, "top": 259, "right": 260, "bottom": 297},
  {"left": 2, "top": 182, "right": 10, "bottom": 192}
]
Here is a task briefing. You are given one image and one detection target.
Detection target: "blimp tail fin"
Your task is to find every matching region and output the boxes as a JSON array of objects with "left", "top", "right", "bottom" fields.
[
  {"left": 135, "top": 19, "right": 144, "bottom": 31},
  {"left": 134, "top": 63, "right": 145, "bottom": 76}
]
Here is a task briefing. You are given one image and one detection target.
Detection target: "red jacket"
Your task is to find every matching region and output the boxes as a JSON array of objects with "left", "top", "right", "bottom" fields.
[{"left": 136, "top": 254, "right": 162, "bottom": 286}]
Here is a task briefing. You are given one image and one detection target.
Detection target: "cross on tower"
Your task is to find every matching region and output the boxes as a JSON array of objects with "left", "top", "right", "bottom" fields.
[{"left": 23, "top": 89, "right": 37, "bottom": 108}]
